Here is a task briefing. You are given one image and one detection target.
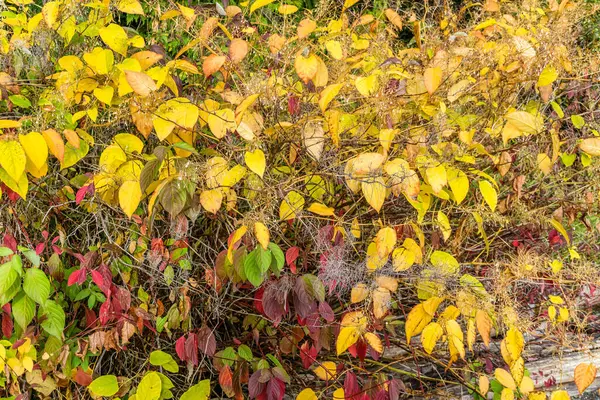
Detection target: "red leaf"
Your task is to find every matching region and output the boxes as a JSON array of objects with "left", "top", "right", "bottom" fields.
[
  {"left": 175, "top": 335, "right": 186, "bottom": 361},
  {"left": 185, "top": 333, "right": 199, "bottom": 366},
  {"left": 285, "top": 247, "right": 299, "bottom": 267},
  {"left": 2, "top": 310, "right": 13, "bottom": 338},
  {"left": 344, "top": 371, "right": 360, "bottom": 399},
  {"left": 84, "top": 307, "right": 97, "bottom": 328},
  {"left": 253, "top": 287, "right": 265, "bottom": 315},
  {"left": 287, "top": 96, "right": 300, "bottom": 116},
  {"left": 248, "top": 371, "right": 266, "bottom": 399},
  {"left": 99, "top": 299, "right": 112, "bottom": 325},
  {"left": 318, "top": 302, "right": 334, "bottom": 322},
  {"left": 198, "top": 325, "right": 216, "bottom": 356},
  {"left": 2, "top": 234, "right": 17, "bottom": 252},
  {"left": 219, "top": 365, "right": 234, "bottom": 397},
  {"left": 266, "top": 377, "right": 285, "bottom": 400},
  {"left": 73, "top": 367, "right": 93, "bottom": 386},
  {"left": 299, "top": 341, "right": 317, "bottom": 369},
  {"left": 67, "top": 268, "right": 87, "bottom": 286},
  {"left": 75, "top": 185, "right": 89, "bottom": 205}
]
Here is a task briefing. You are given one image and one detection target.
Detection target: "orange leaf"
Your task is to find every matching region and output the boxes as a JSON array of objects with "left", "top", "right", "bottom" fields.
[
  {"left": 42, "top": 128, "right": 65, "bottom": 162},
  {"left": 574, "top": 363, "right": 597, "bottom": 394},
  {"left": 203, "top": 54, "right": 227, "bottom": 78},
  {"left": 229, "top": 39, "right": 249, "bottom": 63},
  {"left": 124, "top": 70, "right": 157, "bottom": 97},
  {"left": 297, "top": 19, "right": 316, "bottom": 39}
]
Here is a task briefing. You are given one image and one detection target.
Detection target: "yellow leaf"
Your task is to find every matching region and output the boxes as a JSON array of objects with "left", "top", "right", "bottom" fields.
[
  {"left": 538, "top": 65, "right": 558, "bottom": 87},
  {"left": 478, "top": 180, "right": 497, "bottom": 211},
  {"left": 343, "top": 0, "right": 360, "bottom": 11},
  {"left": 244, "top": 149, "right": 266, "bottom": 178},
  {"left": 475, "top": 310, "right": 492, "bottom": 347},
  {"left": 306, "top": 202, "right": 335, "bottom": 216},
  {"left": 520, "top": 376, "right": 535, "bottom": 395},
  {"left": 227, "top": 225, "right": 247, "bottom": 262},
  {"left": 124, "top": 70, "right": 157, "bottom": 97},
  {"left": 117, "top": 0, "right": 144, "bottom": 15},
  {"left": 424, "top": 67, "right": 442, "bottom": 95},
  {"left": 0, "top": 120, "right": 21, "bottom": 129},
  {"left": 355, "top": 75, "right": 379, "bottom": 97},
  {"left": 0, "top": 140, "right": 26, "bottom": 182},
  {"left": 505, "top": 111, "right": 543, "bottom": 135},
  {"left": 99, "top": 24, "right": 129, "bottom": 56},
  {"left": 510, "top": 357, "right": 525, "bottom": 385},
  {"left": 119, "top": 180, "right": 142, "bottom": 218},
  {"left": 505, "top": 327, "right": 524, "bottom": 361},
  {"left": 479, "top": 375, "right": 490, "bottom": 396},
  {"left": 375, "top": 227, "right": 396, "bottom": 258},
  {"left": 362, "top": 176, "right": 386, "bottom": 212},
  {"left": 392, "top": 246, "right": 415, "bottom": 271},
  {"left": 537, "top": 153, "right": 553, "bottom": 175},
  {"left": 351, "top": 153, "right": 386, "bottom": 175},
  {"left": 421, "top": 322, "right": 443, "bottom": 354},
  {"left": 249, "top": 0, "right": 275, "bottom": 14},
  {"left": 529, "top": 392, "right": 547, "bottom": 400},
  {"left": 296, "top": 388, "right": 317, "bottom": 400},
  {"left": 405, "top": 301, "right": 439, "bottom": 343},
  {"left": 437, "top": 211, "right": 451, "bottom": 241},
  {"left": 372, "top": 287, "right": 391, "bottom": 319},
  {"left": 208, "top": 108, "right": 236, "bottom": 139},
  {"left": 446, "top": 319, "right": 465, "bottom": 361},
  {"left": 550, "top": 390, "right": 570, "bottom": 400},
  {"left": 295, "top": 53, "right": 319, "bottom": 84},
  {"left": 425, "top": 164, "right": 447, "bottom": 194},
  {"left": 319, "top": 83, "right": 343, "bottom": 113},
  {"left": 333, "top": 388, "right": 344, "bottom": 399},
  {"left": 313, "top": 361, "right": 337, "bottom": 380},
  {"left": 384, "top": 8, "right": 403, "bottom": 29},
  {"left": 579, "top": 137, "right": 600, "bottom": 156},
  {"left": 278, "top": 4, "right": 298, "bottom": 15},
  {"left": 447, "top": 79, "right": 471, "bottom": 102},
  {"left": 200, "top": 189, "right": 223, "bottom": 214},
  {"left": 574, "top": 363, "right": 597, "bottom": 394},
  {"left": 93, "top": 86, "right": 114, "bottom": 106},
  {"left": 336, "top": 326, "right": 360, "bottom": 355},
  {"left": 0, "top": 166, "right": 28, "bottom": 199},
  {"left": 351, "top": 217, "right": 361, "bottom": 238},
  {"left": 153, "top": 98, "right": 199, "bottom": 141},
  {"left": 254, "top": 222, "right": 270, "bottom": 250},
  {"left": 297, "top": 19, "right": 317, "bottom": 39},
  {"left": 495, "top": 368, "right": 517, "bottom": 391},
  {"left": 19, "top": 132, "right": 48, "bottom": 170},
  {"left": 325, "top": 40, "right": 343, "bottom": 60},
  {"left": 42, "top": 1, "right": 60, "bottom": 28},
  {"left": 351, "top": 283, "right": 369, "bottom": 303},
  {"left": 364, "top": 332, "right": 383, "bottom": 354},
  {"left": 280, "top": 191, "right": 305, "bottom": 220},
  {"left": 501, "top": 388, "right": 515, "bottom": 400}
]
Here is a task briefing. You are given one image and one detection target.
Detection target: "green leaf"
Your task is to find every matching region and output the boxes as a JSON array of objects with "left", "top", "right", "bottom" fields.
[
  {"left": 137, "top": 371, "right": 162, "bottom": 400},
  {"left": 39, "top": 300, "right": 65, "bottom": 338},
  {"left": 12, "top": 291, "right": 35, "bottom": 330},
  {"left": 0, "top": 261, "right": 19, "bottom": 299},
  {"left": 8, "top": 94, "right": 31, "bottom": 109},
  {"left": 303, "top": 274, "right": 325, "bottom": 302},
  {"left": 23, "top": 268, "right": 51, "bottom": 304},
  {"left": 571, "top": 114, "right": 585, "bottom": 129},
  {"left": 89, "top": 375, "right": 119, "bottom": 397},
  {"left": 19, "top": 247, "right": 40, "bottom": 267},
  {"left": 221, "top": 347, "right": 236, "bottom": 366},
  {"left": 244, "top": 249, "right": 263, "bottom": 287},
  {"left": 257, "top": 246, "right": 272, "bottom": 273},
  {"left": 149, "top": 350, "right": 179, "bottom": 373},
  {"left": 0, "top": 247, "right": 14, "bottom": 257},
  {"left": 237, "top": 344, "right": 253, "bottom": 361},
  {"left": 180, "top": 380, "right": 211, "bottom": 400},
  {"left": 268, "top": 243, "right": 284, "bottom": 274},
  {"left": 172, "top": 141, "right": 198, "bottom": 154},
  {"left": 430, "top": 250, "right": 460, "bottom": 274}
]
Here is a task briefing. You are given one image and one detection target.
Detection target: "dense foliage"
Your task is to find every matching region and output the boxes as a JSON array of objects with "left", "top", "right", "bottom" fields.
[{"left": 1, "top": 0, "right": 600, "bottom": 399}]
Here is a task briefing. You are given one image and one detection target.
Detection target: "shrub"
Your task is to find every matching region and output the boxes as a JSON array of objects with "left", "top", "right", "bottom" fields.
[{"left": 0, "top": 0, "right": 599, "bottom": 399}]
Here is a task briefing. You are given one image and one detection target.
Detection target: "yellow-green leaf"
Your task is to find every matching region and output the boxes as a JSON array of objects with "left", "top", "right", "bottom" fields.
[
  {"left": 280, "top": 191, "right": 305, "bottom": 220},
  {"left": 99, "top": 24, "right": 129, "bottom": 56},
  {"left": 478, "top": 180, "right": 497, "bottom": 212},
  {"left": 0, "top": 140, "right": 26, "bottom": 182},
  {"left": 538, "top": 65, "right": 558, "bottom": 87}
]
